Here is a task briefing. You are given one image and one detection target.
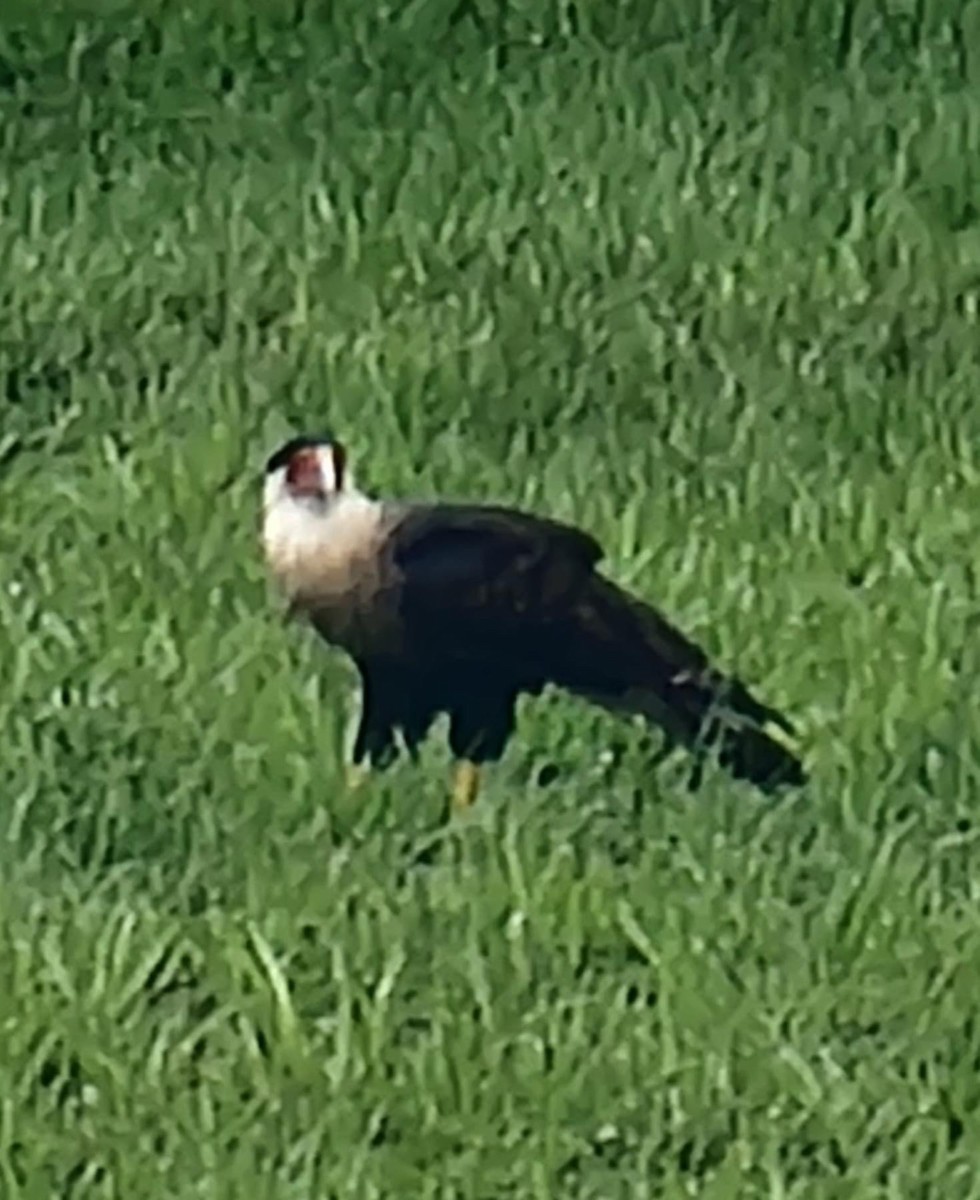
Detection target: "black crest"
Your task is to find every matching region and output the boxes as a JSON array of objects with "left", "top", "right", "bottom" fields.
[{"left": 264, "top": 433, "right": 335, "bottom": 476}]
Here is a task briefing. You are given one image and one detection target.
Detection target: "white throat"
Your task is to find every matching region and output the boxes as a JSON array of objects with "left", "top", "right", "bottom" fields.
[{"left": 261, "top": 473, "right": 383, "bottom": 603}]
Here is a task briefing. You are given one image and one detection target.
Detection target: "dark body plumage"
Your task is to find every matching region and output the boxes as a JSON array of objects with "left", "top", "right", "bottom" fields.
[
  {"left": 262, "top": 437, "right": 806, "bottom": 802},
  {"left": 352, "top": 505, "right": 804, "bottom": 791}
]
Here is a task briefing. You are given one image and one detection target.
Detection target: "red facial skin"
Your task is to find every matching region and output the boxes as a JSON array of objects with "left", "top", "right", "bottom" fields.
[
  {"left": 285, "top": 443, "right": 345, "bottom": 497},
  {"left": 285, "top": 448, "right": 324, "bottom": 497}
]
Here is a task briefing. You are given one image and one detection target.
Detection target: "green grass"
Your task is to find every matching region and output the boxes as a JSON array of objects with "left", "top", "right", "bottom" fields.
[{"left": 1, "top": 1, "right": 979, "bottom": 1195}]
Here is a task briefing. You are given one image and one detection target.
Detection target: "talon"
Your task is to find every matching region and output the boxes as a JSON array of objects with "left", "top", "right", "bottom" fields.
[{"left": 451, "top": 760, "right": 481, "bottom": 814}]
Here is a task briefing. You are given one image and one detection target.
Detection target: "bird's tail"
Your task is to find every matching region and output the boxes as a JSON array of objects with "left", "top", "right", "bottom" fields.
[{"left": 553, "top": 576, "right": 806, "bottom": 792}]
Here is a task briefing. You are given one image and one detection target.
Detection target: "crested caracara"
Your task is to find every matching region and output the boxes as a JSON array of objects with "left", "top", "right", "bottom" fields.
[{"left": 261, "top": 434, "right": 806, "bottom": 812}]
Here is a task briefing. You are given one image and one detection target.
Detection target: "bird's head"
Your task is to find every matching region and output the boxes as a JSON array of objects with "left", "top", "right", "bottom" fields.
[
  {"left": 262, "top": 434, "right": 351, "bottom": 512},
  {"left": 261, "top": 432, "right": 377, "bottom": 603}
]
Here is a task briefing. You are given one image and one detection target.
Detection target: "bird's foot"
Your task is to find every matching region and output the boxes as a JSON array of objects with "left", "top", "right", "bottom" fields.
[
  {"left": 450, "top": 760, "right": 482, "bottom": 815},
  {"left": 345, "top": 763, "right": 368, "bottom": 791}
]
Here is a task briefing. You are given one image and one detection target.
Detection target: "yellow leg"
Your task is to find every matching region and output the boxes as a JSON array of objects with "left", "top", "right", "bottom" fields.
[
  {"left": 451, "top": 760, "right": 482, "bottom": 814},
  {"left": 346, "top": 763, "right": 368, "bottom": 791}
]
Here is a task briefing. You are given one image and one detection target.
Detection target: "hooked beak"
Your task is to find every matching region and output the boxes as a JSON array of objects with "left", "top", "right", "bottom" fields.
[{"left": 285, "top": 447, "right": 325, "bottom": 498}]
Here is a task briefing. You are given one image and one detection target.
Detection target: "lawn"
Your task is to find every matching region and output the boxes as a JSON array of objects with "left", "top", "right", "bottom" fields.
[{"left": 1, "top": 1, "right": 979, "bottom": 1196}]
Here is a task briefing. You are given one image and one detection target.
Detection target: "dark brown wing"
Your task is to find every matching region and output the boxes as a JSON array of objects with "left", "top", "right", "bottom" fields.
[
  {"left": 380, "top": 503, "right": 805, "bottom": 789},
  {"left": 390, "top": 504, "right": 602, "bottom": 572},
  {"left": 384, "top": 503, "right": 603, "bottom": 663}
]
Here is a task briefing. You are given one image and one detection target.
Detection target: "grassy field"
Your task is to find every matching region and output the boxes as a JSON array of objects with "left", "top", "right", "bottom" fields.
[{"left": 1, "top": 1, "right": 979, "bottom": 1195}]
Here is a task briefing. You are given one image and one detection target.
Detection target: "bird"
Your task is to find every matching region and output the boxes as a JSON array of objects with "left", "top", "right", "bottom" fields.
[{"left": 260, "top": 433, "right": 806, "bottom": 813}]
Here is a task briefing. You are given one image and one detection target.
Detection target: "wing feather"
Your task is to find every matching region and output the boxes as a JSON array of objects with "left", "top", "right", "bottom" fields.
[
  {"left": 384, "top": 503, "right": 602, "bottom": 654},
  {"left": 391, "top": 504, "right": 601, "bottom": 574}
]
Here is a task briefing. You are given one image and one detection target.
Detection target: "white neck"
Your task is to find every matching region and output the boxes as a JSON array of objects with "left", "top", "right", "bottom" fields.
[{"left": 261, "top": 480, "right": 383, "bottom": 599}]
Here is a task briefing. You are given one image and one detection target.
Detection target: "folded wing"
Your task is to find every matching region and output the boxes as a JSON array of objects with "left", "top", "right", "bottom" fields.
[{"left": 382, "top": 503, "right": 804, "bottom": 790}]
